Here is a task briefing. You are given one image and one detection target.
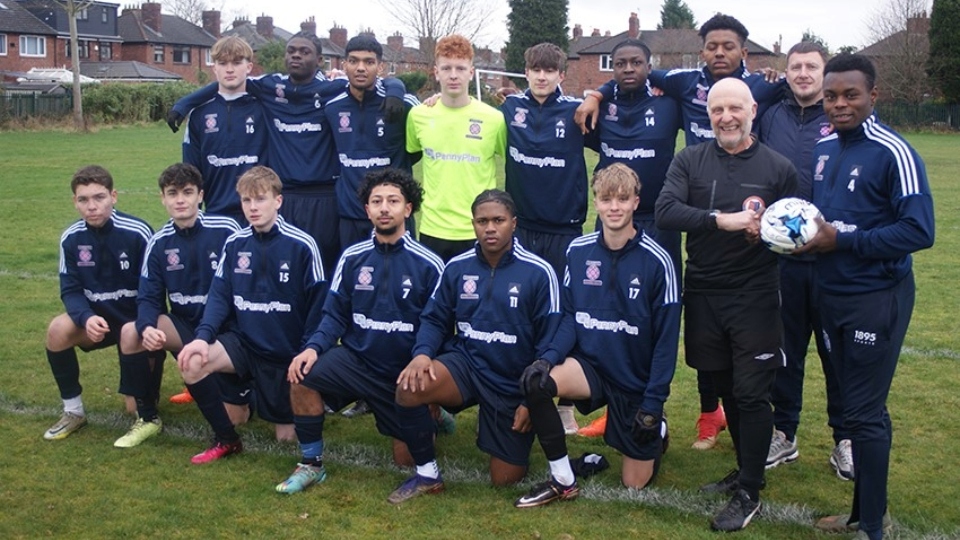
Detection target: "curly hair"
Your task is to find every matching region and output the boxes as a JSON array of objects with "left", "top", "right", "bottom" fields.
[
  {"left": 358, "top": 168, "right": 423, "bottom": 213},
  {"left": 435, "top": 34, "right": 473, "bottom": 62}
]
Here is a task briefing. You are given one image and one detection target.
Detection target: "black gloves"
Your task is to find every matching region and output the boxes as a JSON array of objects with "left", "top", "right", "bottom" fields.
[
  {"left": 381, "top": 95, "right": 404, "bottom": 124},
  {"left": 519, "top": 359, "right": 552, "bottom": 394},
  {"left": 633, "top": 410, "right": 662, "bottom": 445},
  {"left": 166, "top": 109, "right": 184, "bottom": 133}
]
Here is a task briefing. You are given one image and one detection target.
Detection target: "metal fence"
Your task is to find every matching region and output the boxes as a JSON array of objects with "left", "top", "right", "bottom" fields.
[
  {"left": 875, "top": 102, "right": 959, "bottom": 130},
  {"left": 0, "top": 93, "right": 73, "bottom": 120}
]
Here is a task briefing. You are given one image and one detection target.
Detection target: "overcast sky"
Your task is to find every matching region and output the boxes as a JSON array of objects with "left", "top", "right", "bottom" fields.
[{"left": 225, "top": 0, "right": 929, "bottom": 53}]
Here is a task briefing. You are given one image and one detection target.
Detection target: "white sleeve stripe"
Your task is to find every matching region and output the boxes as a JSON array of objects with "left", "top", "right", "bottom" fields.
[
  {"left": 864, "top": 117, "right": 921, "bottom": 196},
  {"left": 277, "top": 220, "right": 325, "bottom": 282},
  {"left": 640, "top": 235, "right": 680, "bottom": 305},
  {"left": 330, "top": 241, "right": 373, "bottom": 290},
  {"left": 514, "top": 243, "right": 560, "bottom": 312},
  {"left": 404, "top": 238, "right": 446, "bottom": 275},
  {"left": 141, "top": 225, "right": 177, "bottom": 277}
]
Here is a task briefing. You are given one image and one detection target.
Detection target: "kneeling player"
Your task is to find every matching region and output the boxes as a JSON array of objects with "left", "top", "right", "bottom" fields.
[
  {"left": 276, "top": 169, "right": 444, "bottom": 493},
  {"left": 392, "top": 190, "right": 560, "bottom": 502},
  {"left": 118, "top": 163, "right": 248, "bottom": 447},
  {"left": 515, "top": 163, "right": 681, "bottom": 507},
  {"left": 177, "top": 166, "right": 327, "bottom": 463}
]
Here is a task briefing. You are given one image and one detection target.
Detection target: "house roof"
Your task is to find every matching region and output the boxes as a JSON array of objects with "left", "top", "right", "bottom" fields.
[
  {"left": 80, "top": 60, "right": 181, "bottom": 81},
  {"left": 224, "top": 20, "right": 293, "bottom": 51},
  {"left": 575, "top": 29, "right": 776, "bottom": 57},
  {"left": 568, "top": 34, "right": 617, "bottom": 58},
  {"left": 0, "top": 0, "right": 57, "bottom": 35},
  {"left": 319, "top": 38, "right": 343, "bottom": 58},
  {"left": 382, "top": 46, "right": 426, "bottom": 65},
  {"left": 118, "top": 10, "right": 216, "bottom": 47}
]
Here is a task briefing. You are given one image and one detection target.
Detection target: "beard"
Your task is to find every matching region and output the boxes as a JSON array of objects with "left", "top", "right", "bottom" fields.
[{"left": 375, "top": 224, "right": 399, "bottom": 237}]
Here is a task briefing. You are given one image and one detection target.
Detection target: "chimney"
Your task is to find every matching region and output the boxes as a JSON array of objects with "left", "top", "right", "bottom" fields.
[
  {"left": 907, "top": 12, "right": 930, "bottom": 35},
  {"left": 202, "top": 10, "right": 221, "bottom": 38},
  {"left": 359, "top": 27, "right": 375, "bottom": 39},
  {"left": 628, "top": 12, "right": 640, "bottom": 39},
  {"left": 605, "top": 31, "right": 611, "bottom": 36},
  {"left": 329, "top": 24, "right": 347, "bottom": 48},
  {"left": 301, "top": 16, "right": 317, "bottom": 36},
  {"left": 591, "top": 28, "right": 601, "bottom": 37},
  {"left": 232, "top": 17, "right": 249, "bottom": 30},
  {"left": 387, "top": 33, "right": 403, "bottom": 52},
  {"left": 773, "top": 41, "right": 781, "bottom": 55},
  {"left": 142, "top": 2, "right": 162, "bottom": 33},
  {"left": 256, "top": 15, "right": 274, "bottom": 40},
  {"left": 573, "top": 24, "right": 583, "bottom": 40},
  {"left": 476, "top": 47, "right": 492, "bottom": 64}
]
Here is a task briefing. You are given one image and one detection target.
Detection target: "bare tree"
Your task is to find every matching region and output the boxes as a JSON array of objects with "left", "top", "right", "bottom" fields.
[
  {"left": 864, "top": 0, "right": 934, "bottom": 103},
  {"left": 162, "top": 0, "right": 224, "bottom": 25},
  {"left": 46, "top": 0, "right": 95, "bottom": 131},
  {"left": 375, "top": 0, "right": 493, "bottom": 65}
]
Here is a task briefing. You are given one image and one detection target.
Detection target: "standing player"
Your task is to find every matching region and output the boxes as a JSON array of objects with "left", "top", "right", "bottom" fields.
[
  {"left": 406, "top": 35, "right": 507, "bottom": 261},
  {"left": 757, "top": 42, "right": 851, "bottom": 476},
  {"left": 118, "top": 163, "right": 248, "bottom": 445},
  {"left": 170, "top": 32, "right": 406, "bottom": 275},
  {"left": 578, "top": 14, "right": 782, "bottom": 450},
  {"left": 515, "top": 163, "right": 680, "bottom": 507},
  {"left": 177, "top": 166, "right": 327, "bottom": 462},
  {"left": 391, "top": 190, "right": 560, "bottom": 502},
  {"left": 800, "top": 54, "right": 934, "bottom": 540},
  {"left": 276, "top": 169, "right": 444, "bottom": 494},
  {"left": 656, "top": 78, "right": 797, "bottom": 531},
  {"left": 182, "top": 36, "right": 266, "bottom": 224},
  {"left": 43, "top": 165, "right": 162, "bottom": 444}
]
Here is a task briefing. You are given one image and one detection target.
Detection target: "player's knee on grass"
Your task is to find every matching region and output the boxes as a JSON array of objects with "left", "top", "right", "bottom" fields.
[
  {"left": 621, "top": 458, "right": 656, "bottom": 489},
  {"left": 489, "top": 457, "right": 527, "bottom": 486},
  {"left": 225, "top": 403, "right": 250, "bottom": 426},
  {"left": 274, "top": 423, "right": 296, "bottom": 442}
]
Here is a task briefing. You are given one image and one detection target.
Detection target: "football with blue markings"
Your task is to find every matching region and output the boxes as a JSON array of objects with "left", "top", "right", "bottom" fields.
[{"left": 760, "top": 197, "right": 822, "bottom": 254}]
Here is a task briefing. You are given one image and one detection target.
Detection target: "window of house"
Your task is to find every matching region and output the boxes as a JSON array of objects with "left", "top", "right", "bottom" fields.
[
  {"left": 99, "top": 42, "right": 112, "bottom": 60},
  {"left": 101, "top": 8, "right": 108, "bottom": 23},
  {"left": 153, "top": 45, "right": 164, "bottom": 63},
  {"left": 20, "top": 36, "right": 46, "bottom": 57},
  {"left": 599, "top": 54, "right": 613, "bottom": 72},
  {"left": 76, "top": 8, "right": 88, "bottom": 20},
  {"left": 651, "top": 54, "right": 661, "bottom": 68},
  {"left": 172, "top": 46, "right": 191, "bottom": 64},
  {"left": 204, "top": 48, "right": 213, "bottom": 66},
  {"left": 66, "top": 39, "right": 90, "bottom": 59},
  {"left": 0, "top": 34, "right": 6, "bottom": 56}
]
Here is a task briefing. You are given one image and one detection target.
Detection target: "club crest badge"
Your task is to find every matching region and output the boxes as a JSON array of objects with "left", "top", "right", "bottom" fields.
[
  {"left": 460, "top": 274, "right": 479, "bottom": 299},
  {"left": 275, "top": 84, "right": 287, "bottom": 103},
  {"left": 605, "top": 103, "right": 618, "bottom": 121},
  {"left": 467, "top": 121, "right": 482, "bottom": 139},
  {"left": 235, "top": 252, "right": 252, "bottom": 274},
  {"left": 78, "top": 245, "right": 94, "bottom": 267},
  {"left": 204, "top": 113, "right": 219, "bottom": 133},
  {"left": 339, "top": 112, "right": 352, "bottom": 133},
  {"left": 583, "top": 260, "right": 602, "bottom": 286},
  {"left": 165, "top": 248, "right": 183, "bottom": 271},
  {"left": 356, "top": 266, "right": 374, "bottom": 291},
  {"left": 820, "top": 122, "right": 833, "bottom": 137}
]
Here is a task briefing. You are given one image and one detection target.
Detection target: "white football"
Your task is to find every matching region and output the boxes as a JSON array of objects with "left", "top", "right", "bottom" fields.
[{"left": 760, "top": 198, "right": 822, "bottom": 254}]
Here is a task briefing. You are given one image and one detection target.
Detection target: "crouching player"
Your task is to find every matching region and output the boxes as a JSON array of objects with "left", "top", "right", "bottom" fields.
[
  {"left": 276, "top": 169, "right": 444, "bottom": 493},
  {"left": 118, "top": 163, "right": 248, "bottom": 447},
  {"left": 43, "top": 165, "right": 164, "bottom": 444},
  {"left": 177, "top": 166, "right": 327, "bottom": 463},
  {"left": 392, "top": 190, "right": 560, "bottom": 502},
  {"left": 515, "top": 163, "right": 680, "bottom": 507}
]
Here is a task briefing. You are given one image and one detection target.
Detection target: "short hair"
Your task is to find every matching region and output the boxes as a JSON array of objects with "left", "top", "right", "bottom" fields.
[
  {"left": 346, "top": 35, "right": 384, "bottom": 60},
  {"left": 236, "top": 166, "right": 282, "bottom": 197},
  {"left": 289, "top": 32, "right": 323, "bottom": 55},
  {"left": 472, "top": 189, "right": 516, "bottom": 217},
  {"left": 358, "top": 168, "right": 423, "bottom": 213},
  {"left": 592, "top": 163, "right": 641, "bottom": 198},
  {"left": 211, "top": 36, "right": 253, "bottom": 63},
  {"left": 71, "top": 165, "right": 113, "bottom": 193},
  {"left": 435, "top": 34, "right": 473, "bottom": 62},
  {"left": 611, "top": 39, "right": 652, "bottom": 62},
  {"left": 699, "top": 13, "right": 749, "bottom": 46},
  {"left": 158, "top": 163, "right": 203, "bottom": 191},
  {"left": 824, "top": 53, "right": 876, "bottom": 89},
  {"left": 524, "top": 42, "right": 565, "bottom": 71},
  {"left": 786, "top": 41, "right": 828, "bottom": 63}
]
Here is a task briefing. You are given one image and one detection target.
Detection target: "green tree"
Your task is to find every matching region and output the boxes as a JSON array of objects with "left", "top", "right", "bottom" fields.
[
  {"left": 801, "top": 29, "right": 831, "bottom": 54},
  {"left": 255, "top": 41, "right": 286, "bottom": 74},
  {"left": 658, "top": 0, "right": 696, "bottom": 29},
  {"left": 837, "top": 45, "right": 859, "bottom": 54},
  {"left": 504, "top": 0, "right": 570, "bottom": 82},
  {"left": 927, "top": 0, "right": 960, "bottom": 102}
]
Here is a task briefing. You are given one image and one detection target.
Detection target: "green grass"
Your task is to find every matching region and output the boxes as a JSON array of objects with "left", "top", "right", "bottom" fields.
[{"left": 0, "top": 123, "right": 958, "bottom": 539}]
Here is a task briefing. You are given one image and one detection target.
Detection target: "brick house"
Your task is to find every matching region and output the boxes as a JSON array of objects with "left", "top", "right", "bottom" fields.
[
  {"left": 18, "top": 0, "right": 121, "bottom": 65},
  {"left": 564, "top": 12, "right": 781, "bottom": 97},
  {"left": 0, "top": 0, "right": 59, "bottom": 75},
  {"left": 858, "top": 12, "right": 932, "bottom": 103},
  {"left": 117, "top": 2, "right": 215, "bottom": 83}
]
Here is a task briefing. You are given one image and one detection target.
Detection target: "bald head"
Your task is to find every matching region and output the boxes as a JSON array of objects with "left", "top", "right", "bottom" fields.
[{"left": 707, "top": 78, "right": 757, "bottom": 153}]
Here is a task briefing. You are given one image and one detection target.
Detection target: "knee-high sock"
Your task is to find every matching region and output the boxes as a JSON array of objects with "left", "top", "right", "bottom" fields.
[
  {"left": 527, "top": 375, "right": 566, "bottom": 461},
  {"left": 120, "top": 350, "right": 158, "bottom": 421},
  {"left": 397, "top": 403, "right": 436, "bottom": 466},
  {"left": 47, "top": 348, "right": 81, "bottom": 400},
  {"left": 188, "top": 376, "right": 238, "bottom": 442},
  {"left": 294, "top": 414, "right": 325, "bottom": 464}
]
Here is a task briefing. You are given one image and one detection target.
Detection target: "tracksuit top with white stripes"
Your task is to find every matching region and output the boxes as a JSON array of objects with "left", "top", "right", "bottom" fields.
[
  {"left": 501, "top": 89, "right": 588, "bottom": 234},
  {"left": 596, "top": 64, "right": 782, "bottom": 147},
  {"left": 135, "top": 213, "right": 241, "bottom": 337},
  {"left": 812, "top": 114, "right": 935, "bottom": 295},
  {"left": 323, "top": 85, "right": 420, "bottom": 220},
  {"left": 182, "top": 93, "right": 267, "bottom": 219},
  {"left": 586, "top": 82, "right": 683, "bottom": 215},
  {"left": 174, "top": 75, "right": 405, "bottom": 187},
  {"left": 304, "top": 233, "right": 444, "bottom": 379},
  {"left": 58, "top": 210, "right": 153, "bottom": 328},
  {"left": 195, "top": 216, "right": 327, "bottom": 363},
  {"left": 543, "top": 227, "right": 681, "bottom": 415},
  {"left": 412, "top": 240, "right": 561, "bottom": 397}
]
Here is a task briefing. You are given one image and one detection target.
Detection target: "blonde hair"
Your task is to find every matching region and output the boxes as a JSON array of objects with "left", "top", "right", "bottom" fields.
[
  {"left": 236, "top": 166, "right": 282, "bottom": 197},
  {"left": 592, "top": 163, "right": 641, "bottom": 198},
  {"left": 211, "top": 36, "right": 253, "bottom": 63}
]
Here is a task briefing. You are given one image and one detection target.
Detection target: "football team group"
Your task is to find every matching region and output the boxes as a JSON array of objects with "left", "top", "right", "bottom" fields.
[{"left": 41, "top": 11, "right": 934, "bottom": 538}]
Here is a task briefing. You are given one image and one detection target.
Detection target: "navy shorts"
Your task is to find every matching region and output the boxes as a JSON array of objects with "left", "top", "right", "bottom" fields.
[
  {"left": 299, "top": 346, "right": 412, "bottom": 439},
  {"left": 683, "top": 290, "right": 785, "bottom": 373},
  {"left": 219, "top": 332, "right": 292, "bottom": 424},
  {"left": 572, "top": 356, "right": 665, "bottom": 462},
  {"left": 439, "top": 351, "right": 534, "bottom": 466},
  {"left": 168, "top": 314, "right": 250, "bottom": 405},
  {"left": 78, "top": 324, "right": 121, "bottom": 353},
  {"left": 281, "top": 185, "right": 339, "bottom": 277},
  {"left": 515, "top": 227, "right": 579, "bottom": 280}
]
